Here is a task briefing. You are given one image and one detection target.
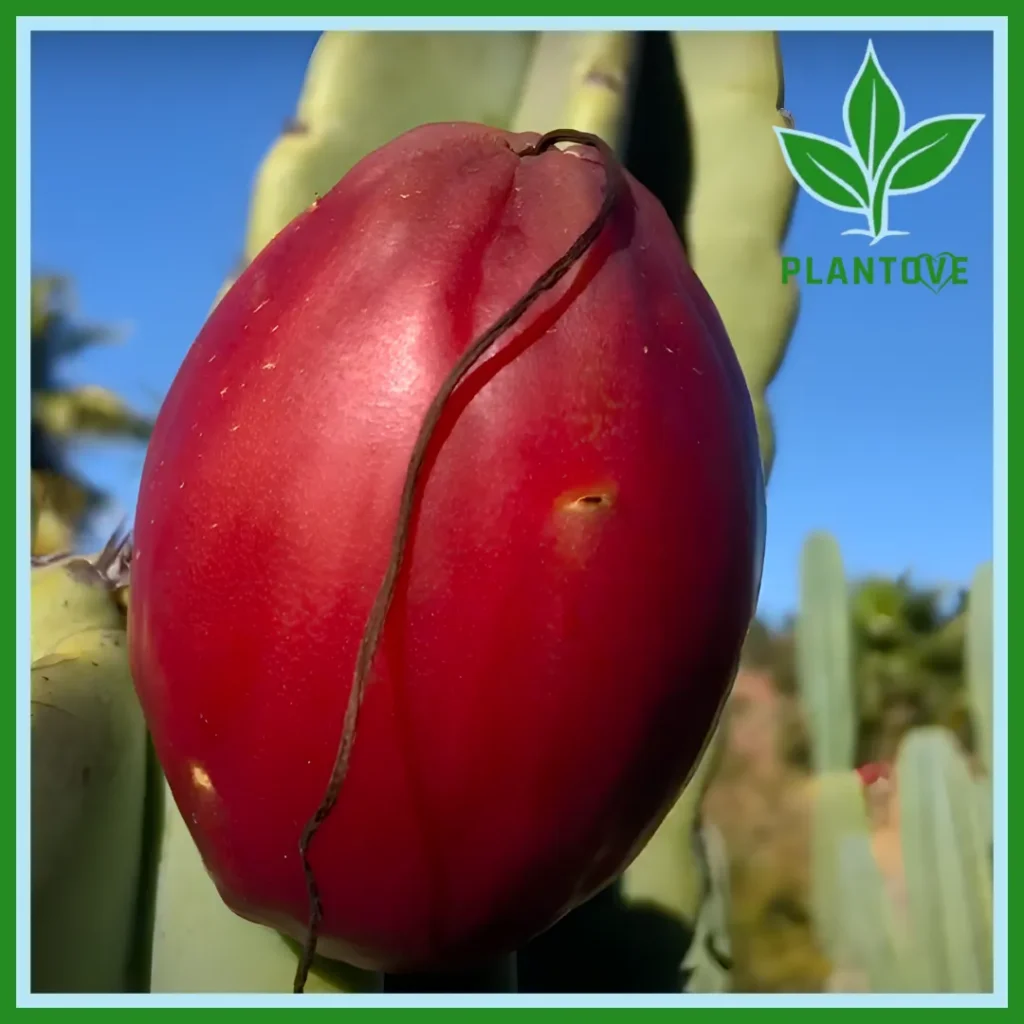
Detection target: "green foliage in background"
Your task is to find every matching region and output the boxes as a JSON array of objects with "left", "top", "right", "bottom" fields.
[{"left": 30, "top": 275, "right": 153, "bottom": 556}]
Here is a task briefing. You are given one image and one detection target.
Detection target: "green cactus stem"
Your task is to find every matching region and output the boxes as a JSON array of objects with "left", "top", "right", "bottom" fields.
[
  {"left": 509, "top": 31, "right": 640, "bottom": 154},
  {"left": 965, "top": 562, "right": 993, "bottom": 776},
  {"left": 796, "top": 532, "right": 856, "bottom": 772},
  {"left": 671, "top": 30, "right": 798, "bottom": 476},
  {"left": 833, "top": 833, "right": 907, "bottom": 992},
  {"left": 809, "top": 770, "right": 873, "bottom": 968},
  {"left": 30, "top": 642, "right": 148, "bottom": 993},
  {"left": 210, "top": 31, "right": 538, "bottom": 312},
  {"left": 897, "top": 727, "right": 993, "bottom": 993},
  {"left": 147, "top": 775, "right": 377, "bottom": 994}
]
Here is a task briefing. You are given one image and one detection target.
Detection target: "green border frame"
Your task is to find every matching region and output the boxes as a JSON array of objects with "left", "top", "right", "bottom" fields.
[{"left": 13, "top": 11, "right": 1013, "bottom": 1016}]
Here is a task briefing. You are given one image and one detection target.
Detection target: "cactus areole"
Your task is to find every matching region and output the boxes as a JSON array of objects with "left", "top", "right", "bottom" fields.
[{"left": 130, "top": 123, "right": 766, "bottom": 984}]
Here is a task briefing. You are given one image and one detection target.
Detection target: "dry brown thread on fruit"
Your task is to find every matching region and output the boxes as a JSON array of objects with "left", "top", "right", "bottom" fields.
[{"left": 292, "top": 129, "right": 626, "bottom": 993}]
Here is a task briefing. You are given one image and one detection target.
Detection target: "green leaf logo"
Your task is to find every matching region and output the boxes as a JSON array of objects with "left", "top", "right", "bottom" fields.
[{"left": 773, "top": 39, "right": 984, "bottom": 245}]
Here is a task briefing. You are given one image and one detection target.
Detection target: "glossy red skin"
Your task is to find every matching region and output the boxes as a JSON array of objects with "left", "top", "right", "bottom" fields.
[{"left": 130, "top": 122, "right": 765, "bottom": 973}]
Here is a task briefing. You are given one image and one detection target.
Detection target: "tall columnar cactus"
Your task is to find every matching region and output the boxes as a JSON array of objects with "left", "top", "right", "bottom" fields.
[
  {"left": 965, "top": 562, "right": 994, "bottom": 850},
  {"left": 213, "top": 31, "right": 542, "bottom": 310},
  {"left": 812, "top": 728, "right": 993, "bottom": 993},
  {"left": 244, "top": 32, "right": 536, "bottom": 264},
  {"left": 898, "top": 727, "right": 993, "bottom": 992},
  {"left": 832, "top": 831, "right": 905, "bottom": 992},
  {"left": 796, "top": 532, "right": 857, "bottom": 772},
  {"left": 509, "top": 32, "right": 639, "bottom": 152},
  {"left": 965, "top": 562, "right": 993, "bottom": 776},
  {"left": 671, "top": 31, "right": 798, "bottom": 477},
  {"left": 809, "top": 771, "right": 875, "bottom": 970}
]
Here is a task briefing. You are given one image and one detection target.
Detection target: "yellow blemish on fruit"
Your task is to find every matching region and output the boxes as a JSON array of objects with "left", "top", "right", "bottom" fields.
[{"left": 190, "top": 763, "right": 215, "bottom": 795}]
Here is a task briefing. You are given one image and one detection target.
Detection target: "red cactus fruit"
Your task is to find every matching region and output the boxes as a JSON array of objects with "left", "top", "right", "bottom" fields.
[
  {"left": 129, "top": 123, "right": 765, "bottom": 981},
  {"left": 856, "top": 762, "right": 893, "bottom": 788}
]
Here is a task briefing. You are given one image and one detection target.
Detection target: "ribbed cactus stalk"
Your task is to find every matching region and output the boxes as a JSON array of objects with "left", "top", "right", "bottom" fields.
[
  {"left": 897, "top": 727, "right": 993, "bottom": 992},
  {"left": 30, "top": 540, "right": 148, "bottom": 993},
  {"left": 210, "top": 31, "right": 539, "bottom": 310},
  {"left": 796, "top": 531, "right": 856, "bottom": 772},
  {"left": 966, "top": 562, "right": 993, "bottom": 776},
  {"left": 813, "top": 727, "right": 993, "bottom": 993},
  {"left": 833, "top": 832, "right": 906, "bottom": 992},
  {"left": 509, "top": 32, "right": 640, "bottom": 153},
  {"left": 671, "top": 31, "right": 798, "bottom": 476},
  {"left": 810, "top": 771, "right": 874, "bottom": 968},
  {"left": 966, "top": 562, "right": 993, "bottom": 850}
]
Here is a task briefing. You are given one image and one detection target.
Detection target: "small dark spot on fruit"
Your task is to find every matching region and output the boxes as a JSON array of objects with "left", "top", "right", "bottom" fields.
[
  {"left": 82, "top": 765, "right": 91, "bottom": 785},
  {"left": 42, "top": 676, "right": 50, "bottom": 683},
  {"left": 91, "top": 661, "right": 98, "bottom": 668},
  {"left": 554, "top": 483, "right": 619, "bottom": 518}
]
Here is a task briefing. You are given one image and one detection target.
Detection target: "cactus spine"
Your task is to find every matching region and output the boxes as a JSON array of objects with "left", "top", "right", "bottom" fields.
[{"left": 796, "top": 532, "right": 856, "bottom": 772}]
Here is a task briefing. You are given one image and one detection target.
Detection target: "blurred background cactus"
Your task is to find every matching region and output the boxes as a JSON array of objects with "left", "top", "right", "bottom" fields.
[
  {"left": 27, "top": 28, "right": 995, "bottom": 997},
  {"left": 796, "top": 532, "right": 856, "bottom": 772},
  {"left": 793, "top": 530, "right": 991, "bottom": 774},
  {"left": 808, "top": 726, "right": 992, "bottom": 993},
  {"left": 713, "top": 530, "right": 994, "bottom": 992}
]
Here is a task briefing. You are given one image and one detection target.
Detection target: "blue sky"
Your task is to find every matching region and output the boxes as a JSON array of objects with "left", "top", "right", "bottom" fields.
[{"left": 29, "top": 29, "right": 994, "bottom": 621}]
